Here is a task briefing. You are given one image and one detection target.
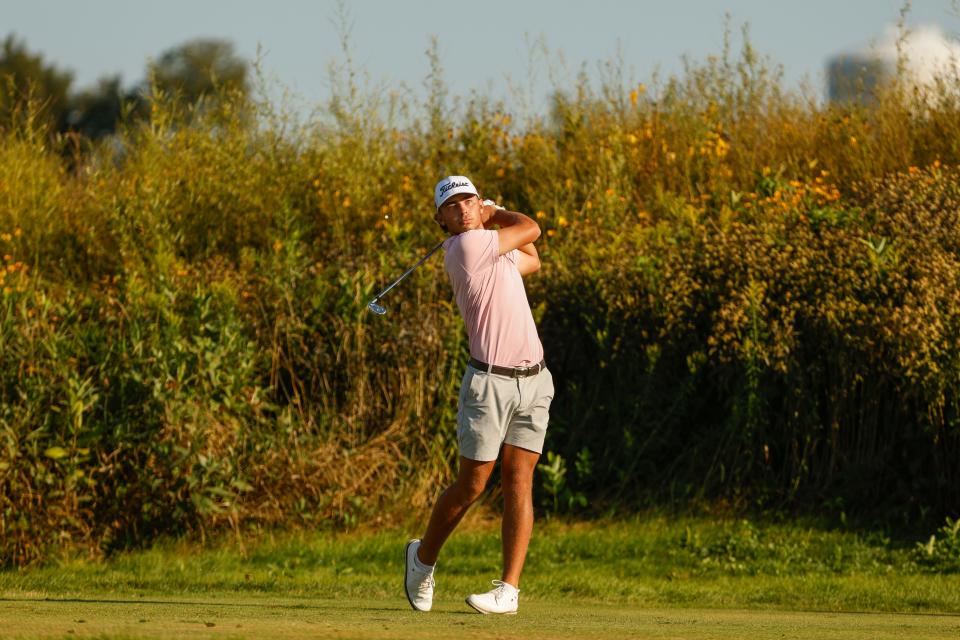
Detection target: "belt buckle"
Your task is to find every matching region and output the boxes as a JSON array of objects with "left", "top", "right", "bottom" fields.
[{"left": 514, "top": 363, "right": 537, "bottom": 378}]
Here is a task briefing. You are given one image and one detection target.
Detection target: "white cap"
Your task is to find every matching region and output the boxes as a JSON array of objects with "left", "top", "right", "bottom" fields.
[{"left": 434, "top": 175, "right": 479, "bottom": 209}]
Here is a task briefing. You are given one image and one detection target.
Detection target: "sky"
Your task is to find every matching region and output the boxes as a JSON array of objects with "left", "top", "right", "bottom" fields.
[{"left": 4, "top": 1, "right": 960, "bottom": 117}]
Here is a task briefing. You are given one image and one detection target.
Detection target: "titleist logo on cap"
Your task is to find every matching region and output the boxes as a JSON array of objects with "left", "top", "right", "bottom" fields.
[
  {"left": 435, "top": 175, "right": 479, "bottom": 208},
  {"left": 440, "top": 180, "right": 471, "bottom": 196}
]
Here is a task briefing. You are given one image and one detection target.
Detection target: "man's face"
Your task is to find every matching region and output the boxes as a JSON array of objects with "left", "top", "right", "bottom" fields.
[{"left": 435, "top": 192, "right": 483, "bottom": 234}]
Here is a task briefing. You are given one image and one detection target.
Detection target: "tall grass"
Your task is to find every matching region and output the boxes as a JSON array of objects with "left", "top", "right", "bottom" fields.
[{"left": 2, "top": 29, "right": 960, "bottom": 566}]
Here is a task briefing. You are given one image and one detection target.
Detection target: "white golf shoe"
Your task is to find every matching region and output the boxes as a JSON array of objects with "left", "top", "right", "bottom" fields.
[
  {"left": 465, "top": 580, "right": 519, "bottom": 615},
  {"left": 404, "top": 539, "right": 435, "bottom": 612}
]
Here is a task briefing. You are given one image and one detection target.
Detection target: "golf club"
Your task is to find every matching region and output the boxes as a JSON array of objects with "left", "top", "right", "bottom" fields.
[{"left": 367, "top": 239, "right": 445, "bottom": 315}]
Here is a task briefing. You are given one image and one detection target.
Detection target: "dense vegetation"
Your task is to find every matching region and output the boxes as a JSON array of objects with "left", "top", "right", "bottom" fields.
[{"left": 2, "top": 34, "right": 960, "bottom": 566}]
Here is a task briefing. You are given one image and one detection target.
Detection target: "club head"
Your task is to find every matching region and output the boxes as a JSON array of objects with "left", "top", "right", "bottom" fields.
[{"left": 367, "top": 299, "right": 387, "bottom": 315}]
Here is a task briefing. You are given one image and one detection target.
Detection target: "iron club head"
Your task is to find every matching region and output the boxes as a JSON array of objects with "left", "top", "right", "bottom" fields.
[{"left": 365, "top": 239, "right": 444, "bottom": 318}]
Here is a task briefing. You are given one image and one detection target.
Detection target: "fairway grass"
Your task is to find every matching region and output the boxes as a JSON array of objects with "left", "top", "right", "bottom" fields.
[
  {"left": 2, "top": 517, "right": 959, "bottom": 638},
  {"left": 4, "top": 596, "right": 960, "bottom": 639}
]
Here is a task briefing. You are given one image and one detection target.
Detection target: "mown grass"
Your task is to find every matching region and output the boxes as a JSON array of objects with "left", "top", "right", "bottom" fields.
[
  {"left": 3, "top": 516, "right": 959, "bottom": 614},
  {"left": 7, "top": 598, "right": 960, "bottom": 640},
  {"left": 4, "top": 517, "right": 960, "bottom": 639}
]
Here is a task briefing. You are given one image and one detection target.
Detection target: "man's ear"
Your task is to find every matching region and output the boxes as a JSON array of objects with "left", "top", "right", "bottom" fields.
[{"left": 435, "top": 210, "right": 448, "bottom": 232}]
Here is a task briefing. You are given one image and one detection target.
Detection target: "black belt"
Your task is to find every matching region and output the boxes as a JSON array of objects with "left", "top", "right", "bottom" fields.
[{"left": 469, "top": 357, "right": 546, "bottom": 378}]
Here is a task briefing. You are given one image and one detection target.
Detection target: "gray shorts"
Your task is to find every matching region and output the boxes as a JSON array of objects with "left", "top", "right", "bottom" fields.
[{"left": 456, "top": 364, "right": 555, "bottom": 462}]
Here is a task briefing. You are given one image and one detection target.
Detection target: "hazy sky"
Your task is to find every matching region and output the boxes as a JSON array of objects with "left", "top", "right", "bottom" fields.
[{"left": 4, "top": 1, "right": 959, "bottom": 115}]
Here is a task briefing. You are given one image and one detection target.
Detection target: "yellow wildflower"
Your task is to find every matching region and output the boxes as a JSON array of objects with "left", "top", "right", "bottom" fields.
[{"left": 715, "top": 137, "right": 729, "bottom": 157}]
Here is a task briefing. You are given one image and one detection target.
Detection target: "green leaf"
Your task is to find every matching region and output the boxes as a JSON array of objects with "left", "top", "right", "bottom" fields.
[{"left": 44, "top": 446, "right": 69, "bottom": 460}]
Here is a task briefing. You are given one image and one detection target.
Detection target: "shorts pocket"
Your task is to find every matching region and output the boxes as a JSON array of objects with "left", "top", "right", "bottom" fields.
[{"left": 465, "top": 367, "right": 489, "bottom": 404}]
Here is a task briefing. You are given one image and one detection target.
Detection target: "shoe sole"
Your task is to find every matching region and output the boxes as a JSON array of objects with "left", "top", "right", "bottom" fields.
[
  {"left": 465, "top": 597, "right": 517, "bottom": 615},
  {"left": 404, "top": 539, "right": 427, "bottom": 612}
]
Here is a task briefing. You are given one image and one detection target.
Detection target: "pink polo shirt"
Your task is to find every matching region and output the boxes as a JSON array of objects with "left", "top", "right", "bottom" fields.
[{"left": 442, "top": 229, "right": 544, "bottom": 367}]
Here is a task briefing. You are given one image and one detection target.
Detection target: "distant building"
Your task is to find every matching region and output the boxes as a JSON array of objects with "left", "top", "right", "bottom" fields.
[
  {"left": 827, "top": 54, "right": 891, "bottom": 103},
  {"left": 827, "top": 24, "right": 960, "bottom": 104}
]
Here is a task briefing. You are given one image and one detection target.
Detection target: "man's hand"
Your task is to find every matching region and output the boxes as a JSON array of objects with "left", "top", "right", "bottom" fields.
[{"left": 481, "top": 202, "right": 499, "bottom": 229}]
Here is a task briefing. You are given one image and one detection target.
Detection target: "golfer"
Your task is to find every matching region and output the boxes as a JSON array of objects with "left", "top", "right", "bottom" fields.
[{"left": 404, "top": 176, "right": 554, "bottom": 615}]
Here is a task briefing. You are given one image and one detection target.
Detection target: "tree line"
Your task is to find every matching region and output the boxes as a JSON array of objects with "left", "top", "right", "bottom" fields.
[{"left": 0, "top": 34, "right": 247, "bottom": 145}]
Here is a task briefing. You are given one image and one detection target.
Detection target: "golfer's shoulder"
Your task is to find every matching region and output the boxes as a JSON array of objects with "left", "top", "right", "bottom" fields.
[
  {"left": 446, "top": 229, "right": 495, "bottom": 252},
  {"left": 446, "top": 230, "right": 498, "bottom": 270}
]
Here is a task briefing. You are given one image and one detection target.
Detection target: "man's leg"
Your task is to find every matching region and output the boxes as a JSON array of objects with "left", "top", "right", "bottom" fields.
[
  {"left": 418, "top": 456, "right": 497, "bottom": 565},
  {"left": 500, "top": 443, "right": 540, "bottom": 588}
]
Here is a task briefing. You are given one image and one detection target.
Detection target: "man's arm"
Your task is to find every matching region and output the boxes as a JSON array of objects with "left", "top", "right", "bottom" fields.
[
  {"left": 482, "top": 204, "right": 541, "bottom": 275},
  {"left": 514, "top": 241, "right": 540, "bottom": 276},
  {"left": 485, "top": 208, "right": 541, "bottom": 255}
]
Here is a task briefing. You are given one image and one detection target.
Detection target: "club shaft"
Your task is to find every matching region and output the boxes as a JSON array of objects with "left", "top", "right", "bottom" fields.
[{"left": 370, "top": 240, "right": 444, "bottom": 302}]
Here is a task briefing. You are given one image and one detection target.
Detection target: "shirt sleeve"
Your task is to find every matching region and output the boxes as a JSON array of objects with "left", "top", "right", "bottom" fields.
[{"left": 458, "top": 230, "right": 500, "bottom": 273}]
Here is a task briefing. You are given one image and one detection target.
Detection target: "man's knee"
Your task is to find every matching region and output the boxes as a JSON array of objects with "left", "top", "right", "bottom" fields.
[
  {"left": 501, "top": 465, "right": 535, "bottom": 495},
  {"left": 502, "top": 446, "right": 539, "bottom": 488},
  {"left": 453, "top": 475, "right": 489, "bottom": 504},
  {"left": 452, "top": 461, "right": 494, "bottom": 503}
]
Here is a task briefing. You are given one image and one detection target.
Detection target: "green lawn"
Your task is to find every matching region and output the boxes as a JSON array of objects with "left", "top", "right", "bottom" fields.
[
  {"left": 6, "top": 596, "right": 960, "bottom": 639},
  {"left": 3, "top": 516, "right": 959, "bottom": 639}
]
